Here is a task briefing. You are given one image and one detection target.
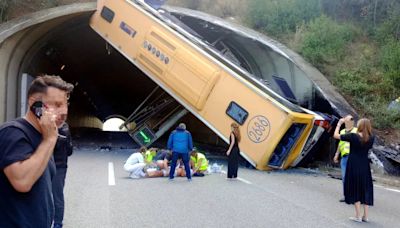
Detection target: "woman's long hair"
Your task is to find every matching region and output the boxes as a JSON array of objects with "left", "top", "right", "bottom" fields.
[
  {"left": 231, "top": 123, "right": 241, "bottom": 143},
  {"left": 357, "top": 118, "right": 372, "bottom": 144}
]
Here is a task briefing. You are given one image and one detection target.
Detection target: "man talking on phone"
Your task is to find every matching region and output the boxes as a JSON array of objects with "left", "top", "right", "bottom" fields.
[{"left": 0, "top": 75, "right": 73, "bottom": 227}]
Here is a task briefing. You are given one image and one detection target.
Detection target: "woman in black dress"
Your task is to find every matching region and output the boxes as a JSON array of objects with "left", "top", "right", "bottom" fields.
[
  {"left": 334, "top": 118, "right": 375, "bottom": 223},
  {"left": 226, "top": 123, "right": 241, "bottom": 179}
]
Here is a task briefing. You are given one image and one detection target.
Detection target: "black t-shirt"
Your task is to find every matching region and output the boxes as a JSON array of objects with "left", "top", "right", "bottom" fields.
[
  {"left": 0, "top": 118, "right": 56, "bottom": 228},
  {"left": 53, "top": 123, "right": 73, "bottom": 168}
]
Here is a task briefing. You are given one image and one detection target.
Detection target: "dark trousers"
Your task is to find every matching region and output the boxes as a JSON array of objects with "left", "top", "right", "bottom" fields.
[
  {"left": 169, "top": 152, "right": 191, "bottom": 179},
  {"left": 228, "top": 149, "right": 239, "bottom": 178},
  {"left": 52, "top": 167, "right": 67, "bottom": 226}
]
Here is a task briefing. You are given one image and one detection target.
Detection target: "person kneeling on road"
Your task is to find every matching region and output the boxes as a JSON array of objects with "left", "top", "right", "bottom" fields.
[
  {"left": 190, "top": 149, "right": 208, "bottom": 177},
  {"left": 123, "top": 147, "right": 146, "bottom": 179}
]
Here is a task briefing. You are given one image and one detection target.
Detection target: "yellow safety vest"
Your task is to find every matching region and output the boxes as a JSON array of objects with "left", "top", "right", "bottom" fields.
[
  {"left": 145, "top": 150, "right": 156, "bottom": 163},
  {"left": 338, "top": 128, "right": 358, "bottom": 157},
  {"left": 191, "top": 153, "right": 208, "bottom": 171}
]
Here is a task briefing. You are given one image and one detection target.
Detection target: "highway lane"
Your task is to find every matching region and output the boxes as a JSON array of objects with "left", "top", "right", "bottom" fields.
[{"left": 63, "top": 149, "right": 400, "bottom": 228}]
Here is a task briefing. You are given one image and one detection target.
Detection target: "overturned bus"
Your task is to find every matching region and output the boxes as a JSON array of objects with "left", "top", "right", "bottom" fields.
[{"left": 89, "top": 0, "right": 338, "bottom": 170}]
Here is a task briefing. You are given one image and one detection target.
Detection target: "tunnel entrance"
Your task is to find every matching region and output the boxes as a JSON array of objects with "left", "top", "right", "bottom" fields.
[
  {"left": 18, "top": 13, "right": 223, "bottom": 151},
  {"left": 103, "top": 117, "right": 127, "bottom": 132}
]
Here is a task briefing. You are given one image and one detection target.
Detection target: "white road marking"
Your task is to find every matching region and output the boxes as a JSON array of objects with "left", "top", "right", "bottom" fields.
[
  {"left": 375, "top": 184, "right": 400, "bottom": 193},
  {"left": 108, "top": 162, "right": 116, "bottom": 186},
  {"left": 384, "top": 188, "right": 400, "bottom": 193},
  {"left": 221, "top": 170, "right": 252, "bottom": 185}
]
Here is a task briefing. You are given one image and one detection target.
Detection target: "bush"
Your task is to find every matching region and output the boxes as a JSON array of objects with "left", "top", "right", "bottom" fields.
[
  {"left": 167, "top": 0, "right": 201, "bottom": 9},
  {"left": 334, "top": 70, "right": 371, "bottom": 97},
  {"left": 358, "top": 98, "right": 400, "bottom": 129},
  {"left": 198, "top": 0, "right": 247, "bottom": 19},
  {"left": 299, "top": 15, "right": 357, "bottom": 66},
  {"left": 334, "top": 69, "right": 400, "bottom": 129},
  {"left": 0, "top": 0, "right": 10, "bottom": 22},
  {"left": 246, "top": 0, "right": 321, "bottom": 37},
  {"left": 380, "top": 38, "right": 400, "bottom": 89}
]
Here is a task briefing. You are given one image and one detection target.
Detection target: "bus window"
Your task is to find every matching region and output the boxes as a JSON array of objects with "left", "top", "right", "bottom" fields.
[
  {"left": 226, "top": 101, "right": 249, "bottom": 125},
  {"left": 272, "top": 75, "right": 297, "bottom": 103},
  {"left": 268, "top": 123, "right": 306, "bottom": 168}
]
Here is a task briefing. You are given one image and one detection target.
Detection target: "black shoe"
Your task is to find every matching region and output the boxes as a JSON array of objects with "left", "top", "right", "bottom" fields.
[
  {"left": 339, "top": 198, "right": 345, "bottom": 203},
  {"left": 193, "top": 172, "right": 205, "bottom": 177}
]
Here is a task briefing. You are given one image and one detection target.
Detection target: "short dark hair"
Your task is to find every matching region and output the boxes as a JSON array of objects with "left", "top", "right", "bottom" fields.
[{"left": 28, "top": 75, "right": 74, "bottom": 98}]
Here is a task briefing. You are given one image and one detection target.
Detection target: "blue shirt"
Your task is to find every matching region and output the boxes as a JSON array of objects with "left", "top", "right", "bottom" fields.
[
  {"left": 0, "top": 118, "right": 56, "bottom": 228},
  {"left": 167, "top": 128, "right": 193, "bottom": 153}
]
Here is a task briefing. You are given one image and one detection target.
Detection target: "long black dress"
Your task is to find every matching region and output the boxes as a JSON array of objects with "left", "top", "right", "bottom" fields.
[
  {"left": 340, "top": 133, "right": 375, "bottom": 205},
  {"left": 228, "top": 133, "right": 240, "bottom": 178}
]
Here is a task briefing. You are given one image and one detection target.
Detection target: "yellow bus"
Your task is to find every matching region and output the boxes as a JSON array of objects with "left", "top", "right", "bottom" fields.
[{"left": 89, "top": 0, "right": 319, "bottom": 170}]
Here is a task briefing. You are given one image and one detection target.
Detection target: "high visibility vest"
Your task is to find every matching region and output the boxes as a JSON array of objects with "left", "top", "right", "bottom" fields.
[
  {"left": 338, "top": 128, "right": 358, "bottom": 157},
  {"left": 145, "top": 150, "right": 156, "bottom": 163},
  {"left": 191, "top": 153, "right": 208, "bottom": 171}
]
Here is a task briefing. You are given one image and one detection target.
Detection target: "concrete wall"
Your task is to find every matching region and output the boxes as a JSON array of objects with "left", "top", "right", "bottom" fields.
[{"left": 0, "top": 3, "right": 96, "bottom": 123}]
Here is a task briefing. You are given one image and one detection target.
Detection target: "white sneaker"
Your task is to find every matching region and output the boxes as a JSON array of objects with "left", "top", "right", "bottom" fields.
[
  {"left": 349, "top": 217, "right": 362, "bottom": 223},
  {"left": 129, "top": 173, "right": 140, "bottom": 179}
]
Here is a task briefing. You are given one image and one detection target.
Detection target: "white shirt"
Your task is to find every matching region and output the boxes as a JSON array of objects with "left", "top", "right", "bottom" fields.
[{"left": 125, "top": 152, "right": 144, "bottom": 165}]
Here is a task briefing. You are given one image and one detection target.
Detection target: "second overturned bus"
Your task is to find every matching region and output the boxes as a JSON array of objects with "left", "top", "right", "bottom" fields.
[{"left": 89, "top": 0, "right": 335, "bottom": 170}]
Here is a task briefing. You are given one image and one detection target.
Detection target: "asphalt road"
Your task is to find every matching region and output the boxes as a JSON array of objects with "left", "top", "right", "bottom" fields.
[{"left": 63, "top": 149, "right": 400, "bottom": 228}]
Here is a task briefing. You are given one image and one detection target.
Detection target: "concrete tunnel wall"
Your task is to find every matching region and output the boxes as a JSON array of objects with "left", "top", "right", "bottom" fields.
[
  {"left": 0, "top": 3, "right": 357, "bottom": 148},
  {"left": 0, "top": 3, "right": 98, "bottom": 127},
  {"left": 0, "top": 2, "right": 221, "bottom": 146}
]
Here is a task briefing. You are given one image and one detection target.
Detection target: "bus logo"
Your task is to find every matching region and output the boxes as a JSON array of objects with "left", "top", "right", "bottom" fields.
[{"left": 247, "top": 115, "right": 270, "bottom": 143}]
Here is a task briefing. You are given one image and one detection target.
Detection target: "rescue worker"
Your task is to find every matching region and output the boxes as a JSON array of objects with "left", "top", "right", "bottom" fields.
[
  {"left": 333, "top": 115, "right": 357, "bottom": 202},
  {"left": 190, "top": 148, "right": 208, "bottom": 177},
  {"left": 167, "top": 123, "right": 193, "bottom": 181},
  {"left": 144, "top": 148, "right": 158, "bottom": 164},
  {"left": 123, "top": 147, "right": 147, "bottom": 179}
]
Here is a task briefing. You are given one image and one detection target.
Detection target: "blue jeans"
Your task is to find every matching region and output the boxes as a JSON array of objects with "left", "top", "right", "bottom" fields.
[
  {"left": 169, "top": 152, "right": 191, "bottom": 180},
  {"left": 52, "top": 167, "right": 67, "bottom": 226},
  {"left": 340, "top": 155, "right": 348, "bottom": 194}
]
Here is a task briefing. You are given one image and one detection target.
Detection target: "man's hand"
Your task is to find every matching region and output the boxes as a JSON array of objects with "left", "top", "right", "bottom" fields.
[
  {"left": 39, "top": 108, "right": 58, "bottom": 142},
  {"left": 333, "top": 154, "right": 339, "bottom": 164}
]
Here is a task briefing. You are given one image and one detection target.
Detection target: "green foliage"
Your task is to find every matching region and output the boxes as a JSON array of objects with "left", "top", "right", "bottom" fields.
[
  {"left": 167, "top": 0, "right": 201, "bottom": 10},
  {"left": 0, "top": 0, "right": 10, "bottom": 22},
  {"left": 358, "top": 98, "right": 400, "bottom": 129},
  {"left": 374, "top": 6, "right": 400, "bottom": 43},
  {"left": 334, "top": 69, "right": 400, "bottom": 129},
  {"left": 380, "top": 38, "right": 400, "bottom": 89},
  {"left": 246, "top": 0, "right": 321, "bottom": 37},
  {"left": 168, "top": 0, "right": 247, "bottom": 19},
  {"left": 299, "top": 15, "right": 357, "bottom": 66},
  {"left": 46, "top": 0, "right": 59, "bottom": 7}
]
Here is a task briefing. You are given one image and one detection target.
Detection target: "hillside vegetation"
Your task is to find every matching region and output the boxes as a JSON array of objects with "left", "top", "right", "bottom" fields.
[
  {"left": 1, "top": 0, "right": 400, "bottom": 134},
  {"left": 171, "top": 0, "right": 400, "bottom": 133}
]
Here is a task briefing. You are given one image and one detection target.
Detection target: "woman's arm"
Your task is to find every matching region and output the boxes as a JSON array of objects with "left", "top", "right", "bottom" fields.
[{"left": 226, "top": 133, "right": 235, "bottom": 156}]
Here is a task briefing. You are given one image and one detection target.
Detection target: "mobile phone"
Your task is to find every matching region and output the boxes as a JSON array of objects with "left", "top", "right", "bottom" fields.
[{"left": 30, "top": 101, "right": 43, "bottom": 119}]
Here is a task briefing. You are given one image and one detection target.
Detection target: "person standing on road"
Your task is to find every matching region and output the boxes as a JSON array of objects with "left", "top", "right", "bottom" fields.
[
  {"left": 167, "top": 123, "right": 193, "bottom": 181},
  {"left": 334, "top": 118, "right": 375, "bottom": 223},
  {"left": 52, "top": 122, "right": 73, "bottom": 228},
  {"left": 333, "top": 115, "right": 357, "bottom": 202},
  {"left": 0, "top": 75, "right": 73, "bottom": 227},
  {"left": 226, "top": 123, "right": 241, "bottom": 179}
]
